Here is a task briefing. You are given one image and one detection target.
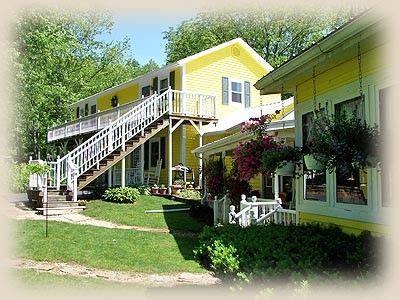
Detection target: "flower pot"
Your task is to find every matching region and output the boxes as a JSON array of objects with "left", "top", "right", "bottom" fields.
[
  {"left": 170, "top": 185, "right": 182, "bottom": 195},
  {"left": 275, "top": 161, "right": 295, "bottom": 176},
  {"left": 304, "top": 154, "right": 325, "bottom": 170}
]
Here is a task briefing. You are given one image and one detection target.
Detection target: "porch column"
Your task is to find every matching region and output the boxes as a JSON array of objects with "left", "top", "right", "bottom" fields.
[
  {"left": 274, "top": 173, "right": 279, "bottom": 201},
  {"left": 108, "top": 167, "right": 113, "bottom": 187},
  {"left": 168, "top": 119, "right": 173, "bottom": 188},
  {"left": 121, "top": 157, "right": 126, "bottom": 188},
  {"left": 198, "top": 121, "right": 203, "bottom": 188},
  {"left": 140, "top": 144, "right": 145, "bottom": 184}
]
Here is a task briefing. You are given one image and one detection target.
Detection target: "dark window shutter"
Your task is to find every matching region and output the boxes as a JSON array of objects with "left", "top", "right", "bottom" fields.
[
  {"left": 244, "top": 81, "right": 251, "bottom": 108},
  {"left": 169, "top": 71, "right": 175, "bottom": 90},
  {"left": 76, "top": 107, "right": 80, "bottom": 118},
  {"left": 160, "top": 137, "right": 166, "bottom": 169},
  {"left": 144, "top": 142, "right": 149, "bottom": 170},
  {"left": 152, "top": 77, "right": 158, "bottom": 94},
  {"left": 222, "top": 77, "right": 229, "bottom": 105}
]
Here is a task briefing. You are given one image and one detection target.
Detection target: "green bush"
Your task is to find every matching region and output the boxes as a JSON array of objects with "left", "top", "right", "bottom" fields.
[
  {"left": 10, "top": 162, "right": 52, "bottom": 193},
  {"left": 194, "top": 224, "right": 381, "bottom": 282},
  {"left": 179, "top": 189, "right": 201, "bottom": 200},
  {"left": 131, "top": 184, "right": 150, "bottom": 195},
  {"left": 103, "top": 187, "right": 140, "bottom": 203}
]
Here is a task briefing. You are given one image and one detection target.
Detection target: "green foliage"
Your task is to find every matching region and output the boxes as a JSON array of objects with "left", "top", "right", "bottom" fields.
[
  {"left": 13, "top": 11, "right": 158, "bottom": 160},
  {"left": 10, "top": 163, "right": 30, "bottom": 192},
  {"left": 103, "top": 187, "right": 140, "bottom": 203},
  {"left": 131, "top": 184, "right": 151, "bottom": 195},
  {"left": 261, "top": 146, "right": 303, "bottom": 175},
  {"left": 207, "top": 240, "right": 240, "bottom": 275},
  {"left": 194, "top": 224, "right": 381, "bottom": 282},
  {"left": 163, "top": 9, "right": 356, "bottom": 67},
  {"left": 179, "top": 189, "right": 202, "bottom": 200},
  {"left": 10, "top": 162, "right": 51, "bottom": 192},
  {"left": 305, "top": 111, "right": 380, "bottom": 172}
]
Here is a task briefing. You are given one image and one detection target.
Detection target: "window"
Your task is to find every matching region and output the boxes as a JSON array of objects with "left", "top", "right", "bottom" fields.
[
  {"left": 90, "top": 105, "right": 97, "bottom": 114},
  {"left": 302, "top": 111, "right": 326, "bottom": 201},
  {"left": 231, "top": 81, "right": 243, "bottom": 104},
  {"left": 149, "top": 139, "right": 160, "bottom": 168},
  {"left": 76, "top": 107, "right": 80, "bottom": 119},
  {"left": 84, "top": 103, "right": 89, "bottom": 116},
  {"left": 141, "top": 85, "right": 151, "bottom": 97},
  {"left": 160, "top": 78, "right": 168, "bottom": 93},
  {"left": 334, "top": 97, "right": 367, "bottom": 205}
]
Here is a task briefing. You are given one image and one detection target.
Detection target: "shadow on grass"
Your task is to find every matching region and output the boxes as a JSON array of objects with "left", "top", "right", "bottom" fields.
[{"left": 161, "top": 203, "right": 206, "bottom": 261}]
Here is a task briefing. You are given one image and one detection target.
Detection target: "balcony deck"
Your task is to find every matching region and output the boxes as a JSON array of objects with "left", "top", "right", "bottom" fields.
[{"left": 47, "top": 90, "right": 217, "bottom": 142}]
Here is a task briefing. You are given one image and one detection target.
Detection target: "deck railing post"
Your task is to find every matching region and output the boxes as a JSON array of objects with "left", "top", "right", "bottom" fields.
[
  {"left": 213, "top": 196, "right": 218, "bottom": 225},
  {"left": 229, "top": 205, "right": 236, "bottom": 224},
  {"left": 56, "top": 155, "right": 61, "bottom": 190}
]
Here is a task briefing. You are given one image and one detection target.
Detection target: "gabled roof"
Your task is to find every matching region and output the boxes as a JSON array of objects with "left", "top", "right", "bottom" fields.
[
  {"left": 72, "top": 38, "right": 273, "bottom": 105},
  {"left": 178, "top": 38, "right": 273, "bottom": 72}
]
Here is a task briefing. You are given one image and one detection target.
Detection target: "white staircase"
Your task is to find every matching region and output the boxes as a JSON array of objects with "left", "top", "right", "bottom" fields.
[{"left": 47, "top": 88, "right": 173, "bottom": 200}]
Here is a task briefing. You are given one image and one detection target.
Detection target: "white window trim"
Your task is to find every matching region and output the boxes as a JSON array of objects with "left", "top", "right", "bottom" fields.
[
  {"left": 295, "top": 71, "right": 387, "bottom": 225},
  {"left": 148, "top": 137, "right": 161, "bottom": 170},
  {"left": 228, "top": 78, "right": 244, "bottom": 106}
]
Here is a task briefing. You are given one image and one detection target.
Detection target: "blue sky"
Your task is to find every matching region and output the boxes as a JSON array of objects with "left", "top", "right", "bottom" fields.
[{"left": 99, "top": 14, "right": 195, "bottom": 66}]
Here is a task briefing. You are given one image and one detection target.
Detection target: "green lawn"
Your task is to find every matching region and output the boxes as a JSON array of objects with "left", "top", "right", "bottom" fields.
[
  {"left": 15, "top": 220, "right": 206, "bottom": 274},
  {"left": 82, "top": 196, "right": 205, "bottom": 232}
]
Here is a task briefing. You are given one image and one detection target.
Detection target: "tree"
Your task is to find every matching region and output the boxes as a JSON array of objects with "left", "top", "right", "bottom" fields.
[
  {"left": 12, "top": 12, "right": 158, "bottom": 161},
  {"left": 163, "top": 8, "right": 358, "bottom": 67}
]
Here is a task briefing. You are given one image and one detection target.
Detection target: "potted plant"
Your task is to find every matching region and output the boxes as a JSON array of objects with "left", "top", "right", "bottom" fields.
[
  {"left": 305, "top": 110, "right": 380, "bottom": 172},
  {"left": 261, "top": 146, "right": 302, "bottom": 176},
  {"left": 150, "top": 184, "right": 159, "bottom": 194},
  {"left": 171, "top": 179, "right": 185, "bottom": 195},
  {"left": 158, "top": 184, "right": 167, "bottom": 195}
]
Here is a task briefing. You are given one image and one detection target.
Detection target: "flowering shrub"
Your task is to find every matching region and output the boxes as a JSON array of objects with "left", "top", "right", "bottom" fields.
[
  {"left": 203, "top": 158, "right": 225, "bottom": 197},
  {"left": 240, "top": 112, "right": 279, "bottom": 137},
  {"left": 233, "top": 135, "right": 279, "bottom": 180}
]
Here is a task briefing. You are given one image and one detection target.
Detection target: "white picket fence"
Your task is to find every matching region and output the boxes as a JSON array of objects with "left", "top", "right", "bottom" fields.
[{"left": 213, "top": 194, "right": 297, "bottom": 227}]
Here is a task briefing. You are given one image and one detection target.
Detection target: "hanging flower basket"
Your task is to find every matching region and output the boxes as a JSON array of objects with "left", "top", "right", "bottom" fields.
[
  {"left": 275, "top": 161, "right": 295, "bottom": 176},
  {"left": 304, "top": 154, "right": 325, "bottom": 171}
]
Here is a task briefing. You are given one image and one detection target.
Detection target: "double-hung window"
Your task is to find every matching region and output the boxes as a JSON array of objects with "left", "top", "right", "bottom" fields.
[{"left": 230, "top": 80, "right": 243, "bottom": 104}]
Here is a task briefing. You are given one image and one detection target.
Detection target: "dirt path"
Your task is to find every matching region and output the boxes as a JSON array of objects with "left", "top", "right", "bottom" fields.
[
  {"left": 12, "top": 258, "right": 220, "bottom": 287},
  {"left": 6, "top": 202, "right": 197, "bottom": 236}
]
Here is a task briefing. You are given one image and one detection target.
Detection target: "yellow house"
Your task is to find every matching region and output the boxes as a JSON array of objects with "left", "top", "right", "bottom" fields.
[
  {"left": 254, "top": 10, "right": 391, "bottom": 235},
  {"left": 46, "top": 38, "right": 280, "bottom": 192}
]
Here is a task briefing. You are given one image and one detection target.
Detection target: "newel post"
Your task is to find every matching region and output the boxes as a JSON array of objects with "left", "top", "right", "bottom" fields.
[{"left": 229, "top": 205, "right": 236, "bottom": 224}]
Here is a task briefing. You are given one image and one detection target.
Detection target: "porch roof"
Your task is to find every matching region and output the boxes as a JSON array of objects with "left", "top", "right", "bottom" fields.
[{"left": 192, "top": 109, "right": 294, "bottom": 157}]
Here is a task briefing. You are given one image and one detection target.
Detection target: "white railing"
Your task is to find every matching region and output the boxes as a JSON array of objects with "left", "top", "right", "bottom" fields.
[
  {"left": 48, "top": 90, "right": 217, "bottom": 142},
  {"left": 47, "top": 89, "right": 172, "bottom": 200},
  {"left": 229, "top": 195, "right": 298, "bottom": 227},
  {"left": 170, "top": 90, "right": 216, "bottom": 118},
  {"left": 48, "top": 97, "right": 148, "bottom": 142},
  {"left": 113, "top": 167, "right": 142, "bottom": 186},
  {"left": 213, "top": 194, "right": 230, "bottom": 225}
]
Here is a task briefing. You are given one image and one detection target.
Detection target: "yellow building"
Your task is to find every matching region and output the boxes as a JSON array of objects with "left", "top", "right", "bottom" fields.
[
  {"left": 47, "top": 38, "right": 280, "bottom": 192},
  {"left": 254, "top": 10, "right": 391, "bottom": 235}
]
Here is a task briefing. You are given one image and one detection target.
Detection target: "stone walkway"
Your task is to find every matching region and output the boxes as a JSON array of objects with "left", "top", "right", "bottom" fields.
[
  {"left": 12, "top": 258, "right": 220, "bottom": 287},
  {"left": 6, "top": 201, "right": 197, "bottom": 236}
]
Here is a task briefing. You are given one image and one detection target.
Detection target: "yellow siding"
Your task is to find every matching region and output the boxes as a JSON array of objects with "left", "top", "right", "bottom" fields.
[
  {"left": 299, "top": 212, "right": 387, "bottom": 236},
  {"left": 185, "top": 42, "right": 280, "bottom": 119},
  {"left": 185, "top": 126, "right": 200, "bottom": 182},
  {"left": 174, "top": 67, "right": 182, "bottom": 90},
  {"left": 297, "top": 46, "right": 385, "bottom": 103},
  {"left": 97, "top": 84, "right": 140, "bottom": 111}
]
